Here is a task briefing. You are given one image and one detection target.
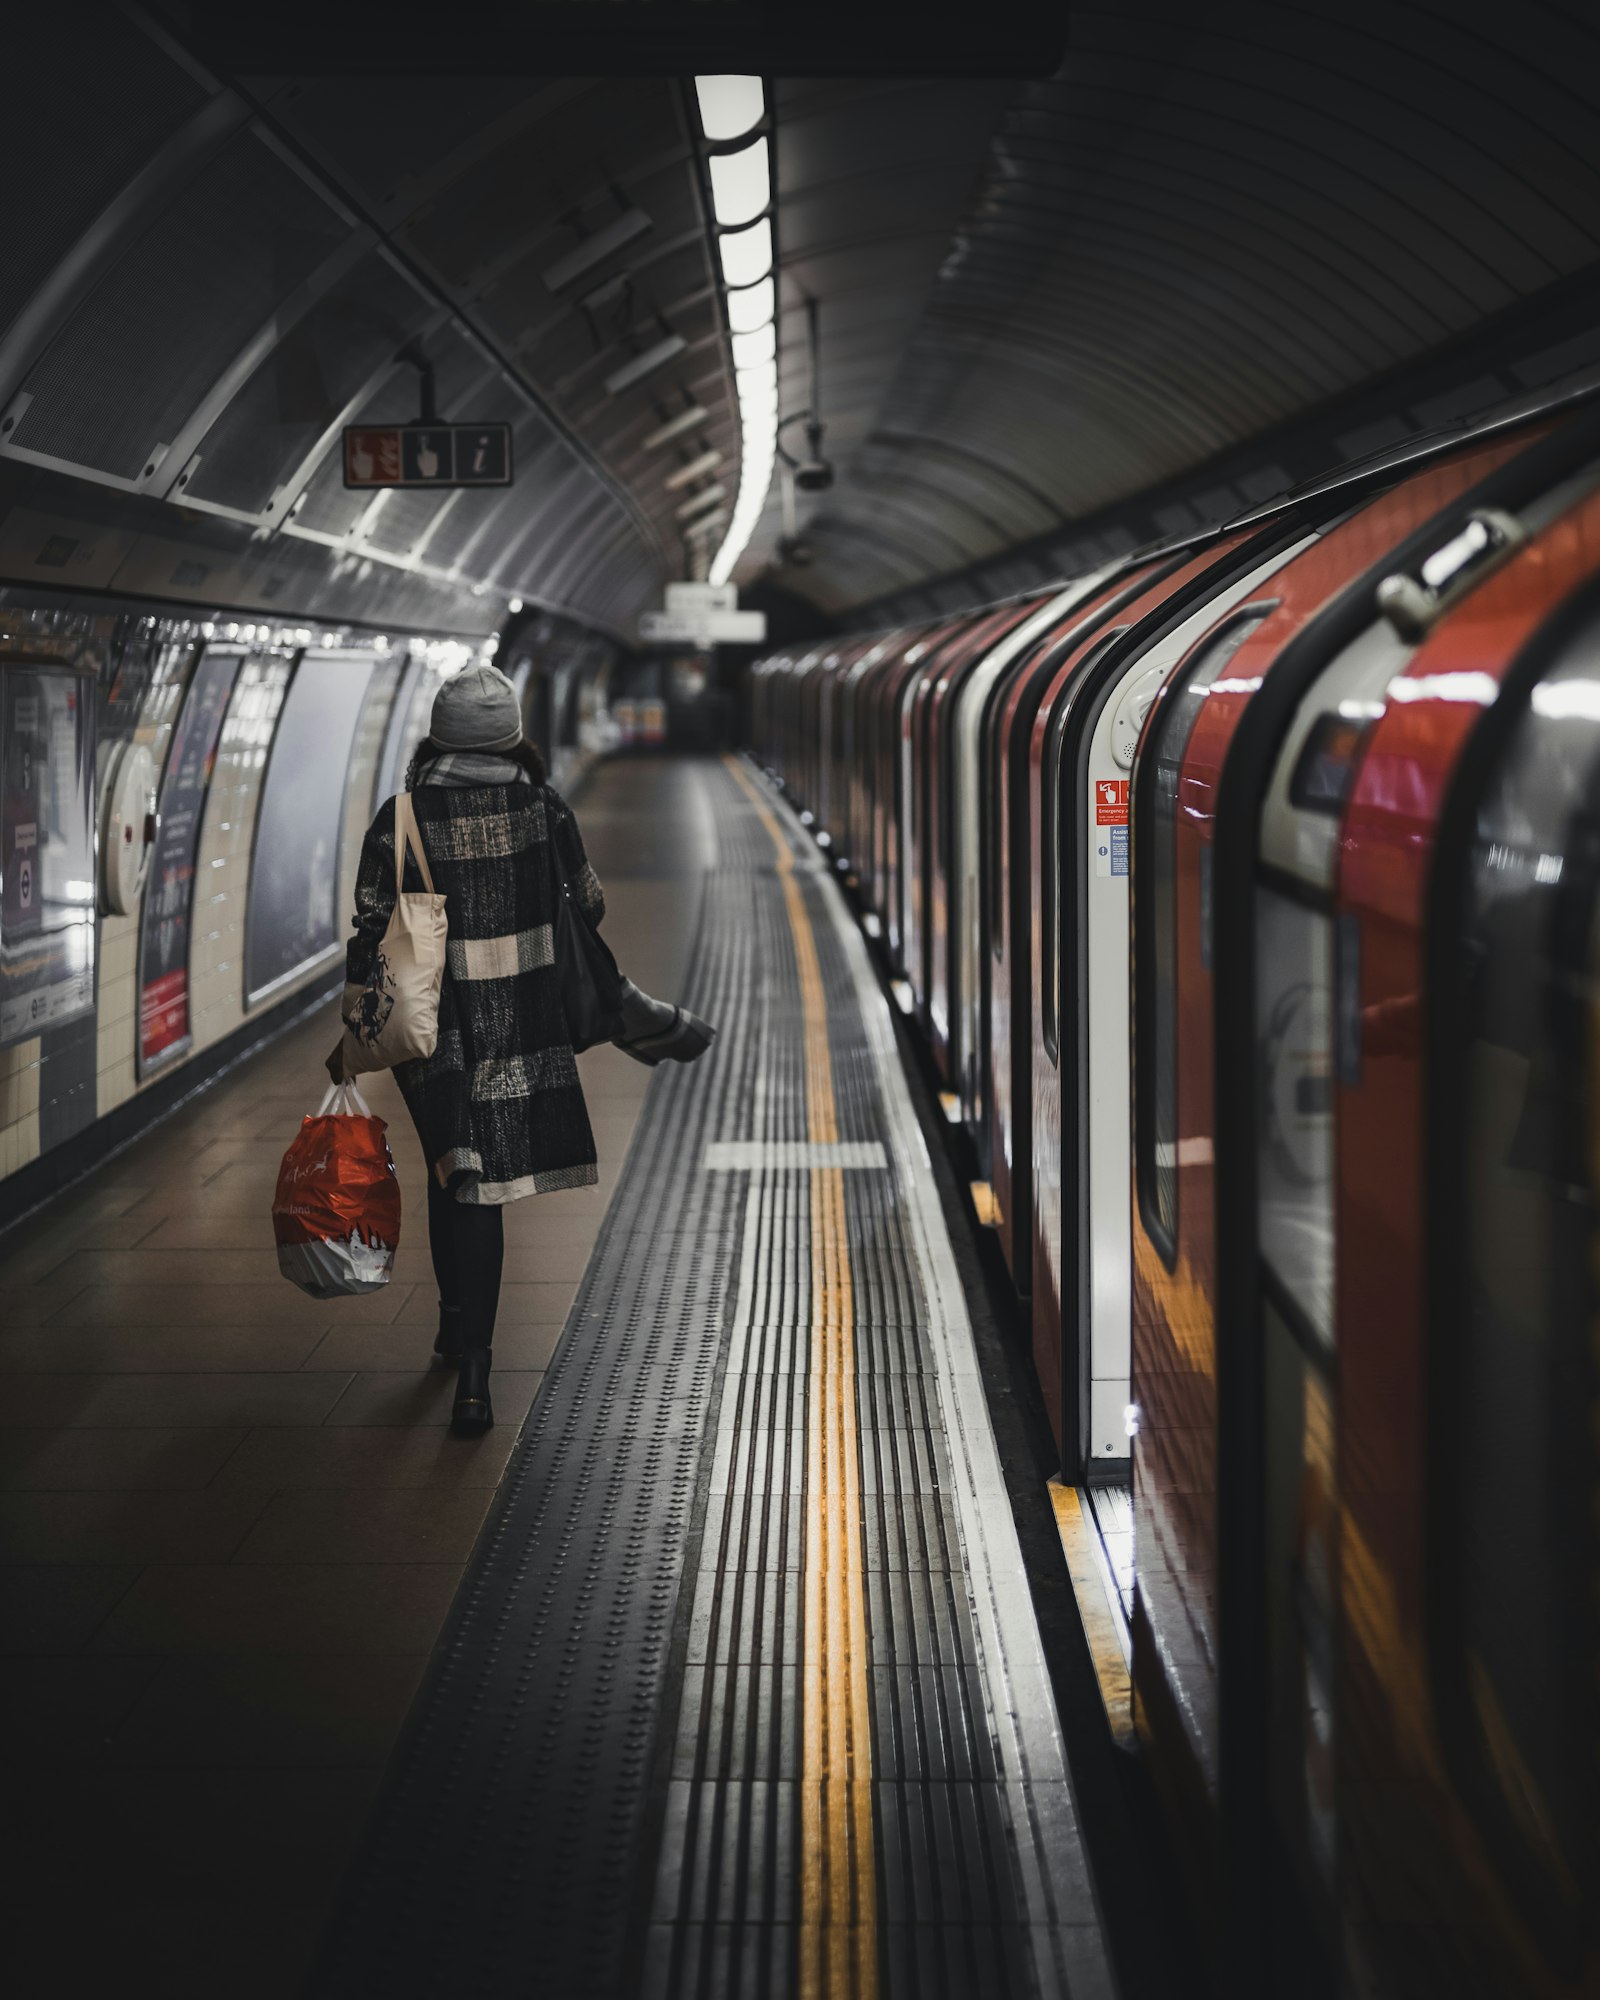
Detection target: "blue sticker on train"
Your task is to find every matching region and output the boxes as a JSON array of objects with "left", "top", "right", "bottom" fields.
[{"left": 1110, "top": 826, "right": 1129, "bottom": 876}]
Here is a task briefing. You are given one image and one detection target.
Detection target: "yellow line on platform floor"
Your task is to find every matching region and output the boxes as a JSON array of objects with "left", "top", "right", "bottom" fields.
[
  {"left": 725, "top": 757, "right": 878, "bottom": 1998},
  {"left": 1048, "top": 1480, "right": 1135, "bottom": 1749}
]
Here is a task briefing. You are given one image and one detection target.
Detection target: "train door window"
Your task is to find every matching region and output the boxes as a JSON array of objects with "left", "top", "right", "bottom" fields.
[
  {"left": 987, "top": 689, "right": 1009, "bottom": 961},
  {"left": 1431, "top": 636, "right": 1600, "bottom": 1963},
  {"left": 1255, "top": 891, "right": 1335, "bottom": 1349},
  {"left": 1041, "top": 695, "right": 1072, "bottom": 1065},
  {"left": 1137, "top": 610, "right": 1272, "bottom": 1259}
]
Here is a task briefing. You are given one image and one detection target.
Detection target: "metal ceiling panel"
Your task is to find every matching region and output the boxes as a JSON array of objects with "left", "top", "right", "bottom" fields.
[
  {"left": 184, "top": 251, "right": 431, "bottom": 517},
  {"left": 745, "top": 0, "right": 1600, "bottom": 611},
  {"left": 9, "top": 129, "right": 347, "bottom": 485},
  {"left": 1, "top": 16, "right": 210, "bottom": 352}
]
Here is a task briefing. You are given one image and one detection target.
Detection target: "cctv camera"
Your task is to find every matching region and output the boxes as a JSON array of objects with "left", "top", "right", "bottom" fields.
[{"left": 794, "top": 458, "right": 834, "bottom": 494}]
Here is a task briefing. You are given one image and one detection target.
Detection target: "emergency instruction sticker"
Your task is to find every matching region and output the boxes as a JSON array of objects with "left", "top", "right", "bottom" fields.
[
  {"left": 1093, "top": 779, "right": 1130, "bottom": 876},
  {"left": 1094, "top": 779, "right": 1128, "bottom": 824}
]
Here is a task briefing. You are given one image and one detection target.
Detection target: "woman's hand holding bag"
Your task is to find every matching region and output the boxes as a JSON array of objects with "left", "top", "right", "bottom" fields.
[{"left": 339, "top": 793, "right": 447, "bottom": 1074}]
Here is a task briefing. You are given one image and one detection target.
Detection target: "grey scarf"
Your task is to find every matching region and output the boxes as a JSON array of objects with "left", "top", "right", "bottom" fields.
[{"left": 414, "top": 749, "right": 531, "bottom": 789}]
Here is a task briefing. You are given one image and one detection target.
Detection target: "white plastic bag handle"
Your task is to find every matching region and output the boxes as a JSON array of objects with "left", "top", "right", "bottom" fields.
[{"left": 318, "top": 1079, "right": 374, "bottom": 1119}]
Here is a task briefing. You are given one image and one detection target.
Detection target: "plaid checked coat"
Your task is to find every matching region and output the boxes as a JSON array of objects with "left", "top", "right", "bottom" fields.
[{"left": 345, "top": 783, "right": 605, "bottom": 1203}]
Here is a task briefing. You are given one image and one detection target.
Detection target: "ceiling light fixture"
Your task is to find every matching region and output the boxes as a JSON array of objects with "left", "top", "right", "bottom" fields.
[
  {"left": 727, "top": 277, "right": 775, "bottom": 334},
  {"left": 604, "top": 333, "right": 687, "bottom": 396},
  {"left": 709, "top": 137, "right": 770, "bottom": 228},
  {"left": 730, "top": 322, "right": 776, "bottom": 371},
  {"left": 542, "top": 207, "right": 652, "bottom": 291},
  {"left": 718, "top": 218, "right": 772, "bottom": 289},
  {"left": 643, "top": 404, "right": 709, "bottom": 450},
  {"left": 691, "top": 75, "right": 780, "bottom": 589},
  {"left": 695, "top": 74, "right": 764, "bottom": 143},
  {"left": 676, "top": 483, "right": 728, "bottom": 520},
  {"left": 664, "top": 449, "right": 724, "bottom": 490}
]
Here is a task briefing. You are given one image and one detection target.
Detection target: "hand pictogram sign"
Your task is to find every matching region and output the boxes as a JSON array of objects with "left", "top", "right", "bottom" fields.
[
  {"left": 1094, "top": 779, "right": 1129, "bottom": 826},
  {"left": 343, "top": 423, "right": 513, "bottom": 489}
]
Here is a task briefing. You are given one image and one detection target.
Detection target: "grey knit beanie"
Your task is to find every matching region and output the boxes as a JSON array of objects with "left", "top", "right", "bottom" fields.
[{"left": 429, "top": 662, "right": 523, "bottom": 752}]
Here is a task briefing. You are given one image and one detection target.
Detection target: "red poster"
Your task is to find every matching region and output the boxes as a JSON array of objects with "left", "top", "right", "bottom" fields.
[
  {"left": 139, "top": 969, "right": 188, "bottom": 1059},
  {"left": 1094, "top": 778, "right": 1129, "bottom": 826}
]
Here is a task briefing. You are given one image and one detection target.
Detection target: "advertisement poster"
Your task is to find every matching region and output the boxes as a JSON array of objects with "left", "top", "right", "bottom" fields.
[
  {"left": 137, "top": 648, "right": 243, "bottom": 1071},
  {"left": 245, "top": 652, "right": 374, "bottom": 1006},
  {"left": 0, "top": 665, "right": 97, "bottom": 1048}
]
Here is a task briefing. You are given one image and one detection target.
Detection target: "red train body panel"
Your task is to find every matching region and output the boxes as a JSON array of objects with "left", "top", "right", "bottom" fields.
[{"left": 745, "top": 389, "right": 1600, "bottom": 2000}]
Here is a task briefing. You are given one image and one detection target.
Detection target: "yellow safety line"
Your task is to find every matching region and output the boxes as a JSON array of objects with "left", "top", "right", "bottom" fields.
[
  {"left": 1047, "top": 1480, "right": 1135, "bottom": 1749},
  {"left": 725, "top": 756, "right": 877, "bottom": 1998}
]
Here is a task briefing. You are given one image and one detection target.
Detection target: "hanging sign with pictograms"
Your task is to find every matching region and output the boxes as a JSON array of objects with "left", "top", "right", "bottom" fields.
[{"left": 342, "top": 423, "right": 513, "bottom": 490}]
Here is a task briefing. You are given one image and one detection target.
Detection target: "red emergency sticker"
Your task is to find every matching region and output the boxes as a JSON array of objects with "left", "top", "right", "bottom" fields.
[{"left": 1094, "top": 779, "right": 1129, "bottom": 826}]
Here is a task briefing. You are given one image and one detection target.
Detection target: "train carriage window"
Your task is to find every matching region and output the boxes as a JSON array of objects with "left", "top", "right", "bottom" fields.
[
  {"left": 1255, "top": 889, "right": 1335, "bottom": 1349},
  {"left": 1137, "top": 610, "right": 1272, "bottom": 1260},
  {"left": 1041, "top": 695, "right": 1072, "bottom": 1066},
  {"left": 1430, "top": 634, "right": 1600, "bottom": 1965},
  {"left": 987, "top": 690, "right": 1008, "bottom": 961}
]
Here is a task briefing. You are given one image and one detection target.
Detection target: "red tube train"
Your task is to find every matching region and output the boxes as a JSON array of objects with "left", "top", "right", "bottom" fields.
[{"left": 746, "top": 387, "right": 1600, "bottom": 1997}]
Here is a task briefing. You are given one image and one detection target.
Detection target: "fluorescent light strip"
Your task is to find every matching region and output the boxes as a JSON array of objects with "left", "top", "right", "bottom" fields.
[
  {"left": 643, "top": 405, "right": 709, "bottom": 450},
  {"left": 604, "top": 333, "right": 687, "bottom": 396},
  {"left": 542, "top": 208, "right": 652, "bottom": 290},
  {"left": 664, "top": 448, "right": 723, "bottom": 490},
  {"left": 695, "top": 75, "right": 764, "bottom": 143},
  {"left": 709, "top": 137, "right": 770, "bottom": 228},
  {"left": 676, "top": 482, "right": 728, "bottom": 520},
  {"left": 731, "top": 322, "right": 776, "bottom": 370},
  {"left": 727, "top": 277, "right": 775, "bottom": 334},
  {"left": 688, "top": 77, "right": 779, "bottom": 588},
  {"left": 719, "top": 219, "right": 772, "bottom": 289}
]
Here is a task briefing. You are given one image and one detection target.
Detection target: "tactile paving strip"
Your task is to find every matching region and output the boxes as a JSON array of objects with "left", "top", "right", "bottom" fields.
[{"left": 312, "top": 762, "right": 1114, "bottom": 1999}]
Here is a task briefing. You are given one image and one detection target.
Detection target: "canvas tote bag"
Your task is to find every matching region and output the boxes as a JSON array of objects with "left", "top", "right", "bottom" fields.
[{"left": 339, "top": 792, "right": 447, "bottom": 1073}]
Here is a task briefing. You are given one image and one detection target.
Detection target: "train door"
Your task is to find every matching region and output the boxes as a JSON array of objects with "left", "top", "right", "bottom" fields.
[
  {"left": 1422, "top": 587, "right": 1600, "bottom": 1996},
  {"left": 987, "top": 561, "right": 1175, "bottom": 1290},
  {"left": 951, "top": 581, "right": 1107, "bottom": 1146},
  {"left": 1328, "top": 432, "right": 1600, "bottom": 1999},
  {"left": 839, "top": 639, "right": 889, "bottom": 880},
  {"left": 1248, "top": 602, "right": 1430, "bottom": 1971},
  {"left": 925, "top": 601, "right": 1044, "bottom": 1070},
  {"left": 1188, "top": 418, "right": 1570, "bottom": 1991},
  {"left": 884, "top": 626, "right": 957, "bottom": 969},
  {"left": 1061, "top": 536, "right": 1319, "bottom": 1479}
]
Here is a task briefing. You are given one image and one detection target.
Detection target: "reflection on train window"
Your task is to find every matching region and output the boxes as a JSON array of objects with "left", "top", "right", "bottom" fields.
[
  {"left": 1138, "top": 610, "right": 1271, "bottom": 1257},
  {"left": 988, "top": 692, "right": 1008, "bottom": 961},
  {"left": 1434, "top": 644, "right": 1600, "bottom": 1962},
  {"left": 1041, "top": 696, "right": 1072, "bottom": 1066},
  {"left": 1289, "top": 711, "right": 1367, "bottom": 815},
  {"left": 1255, "top": 889, "right": 1335, "bottom": 1348}
]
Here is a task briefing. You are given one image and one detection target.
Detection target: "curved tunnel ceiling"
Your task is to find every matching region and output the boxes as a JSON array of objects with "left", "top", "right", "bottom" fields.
[
  {"left": 3, "top": 5, "right": 1598, "bottom": 640},
  {"left": 0, "top": 18, "right": 742, "bottom": 639},
  {"left": 746, "top": 0, "right": 1600, "bottom": 614}
]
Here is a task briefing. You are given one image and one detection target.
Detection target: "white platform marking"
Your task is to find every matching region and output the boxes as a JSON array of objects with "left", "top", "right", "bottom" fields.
[{"left": 703, "top": 1140, "right": 887, "bottom": 1170}]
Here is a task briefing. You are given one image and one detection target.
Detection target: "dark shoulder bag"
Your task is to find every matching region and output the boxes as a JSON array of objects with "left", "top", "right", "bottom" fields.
[{"left": 544, "top": 788, "right": 624, "bottom": 1050}]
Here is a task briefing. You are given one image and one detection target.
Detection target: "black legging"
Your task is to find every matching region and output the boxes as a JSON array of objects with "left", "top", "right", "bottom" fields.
[{"left": 426, "top": 1176, "right": 504, "bottom": 1352}]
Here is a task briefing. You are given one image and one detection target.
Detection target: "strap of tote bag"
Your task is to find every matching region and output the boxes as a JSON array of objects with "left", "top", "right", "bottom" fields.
[{"left": 393, "top": 791, "right": 435, "bottom": 897}]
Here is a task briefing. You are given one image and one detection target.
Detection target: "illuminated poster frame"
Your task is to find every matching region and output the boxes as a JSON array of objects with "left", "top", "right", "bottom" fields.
[
  {"left": 244, "top": 650, "right": 375, "bottom": 1008},
  {"left": 0, "top": 661, "right": 98, "bottom": 1049},
  {"left": 137, "top": 646, "right": 244, "bottom": 1075}
]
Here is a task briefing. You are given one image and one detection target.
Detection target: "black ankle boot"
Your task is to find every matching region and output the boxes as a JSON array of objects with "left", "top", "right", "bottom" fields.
[
  {"left": 432, "top": 1306, "right": 463, "bottom": 1368},
  {"left": 451, "top": 1348, "right": 494, "bottom": 1436}
]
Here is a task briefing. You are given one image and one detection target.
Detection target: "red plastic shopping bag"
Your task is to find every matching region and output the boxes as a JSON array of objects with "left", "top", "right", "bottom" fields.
[{"left": 272, "top": 1081, "right": 401, "bottom": 1297}]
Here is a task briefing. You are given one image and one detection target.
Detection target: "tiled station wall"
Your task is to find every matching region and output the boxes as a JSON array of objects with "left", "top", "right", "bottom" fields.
[{"left": 0, "top": 605, "right": 606, "bottom": 1198}]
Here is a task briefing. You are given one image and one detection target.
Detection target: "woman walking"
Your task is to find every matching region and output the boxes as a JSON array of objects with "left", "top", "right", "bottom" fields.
[{"left": 333, "top": 662, "right": 706, "bottom": 1436}]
